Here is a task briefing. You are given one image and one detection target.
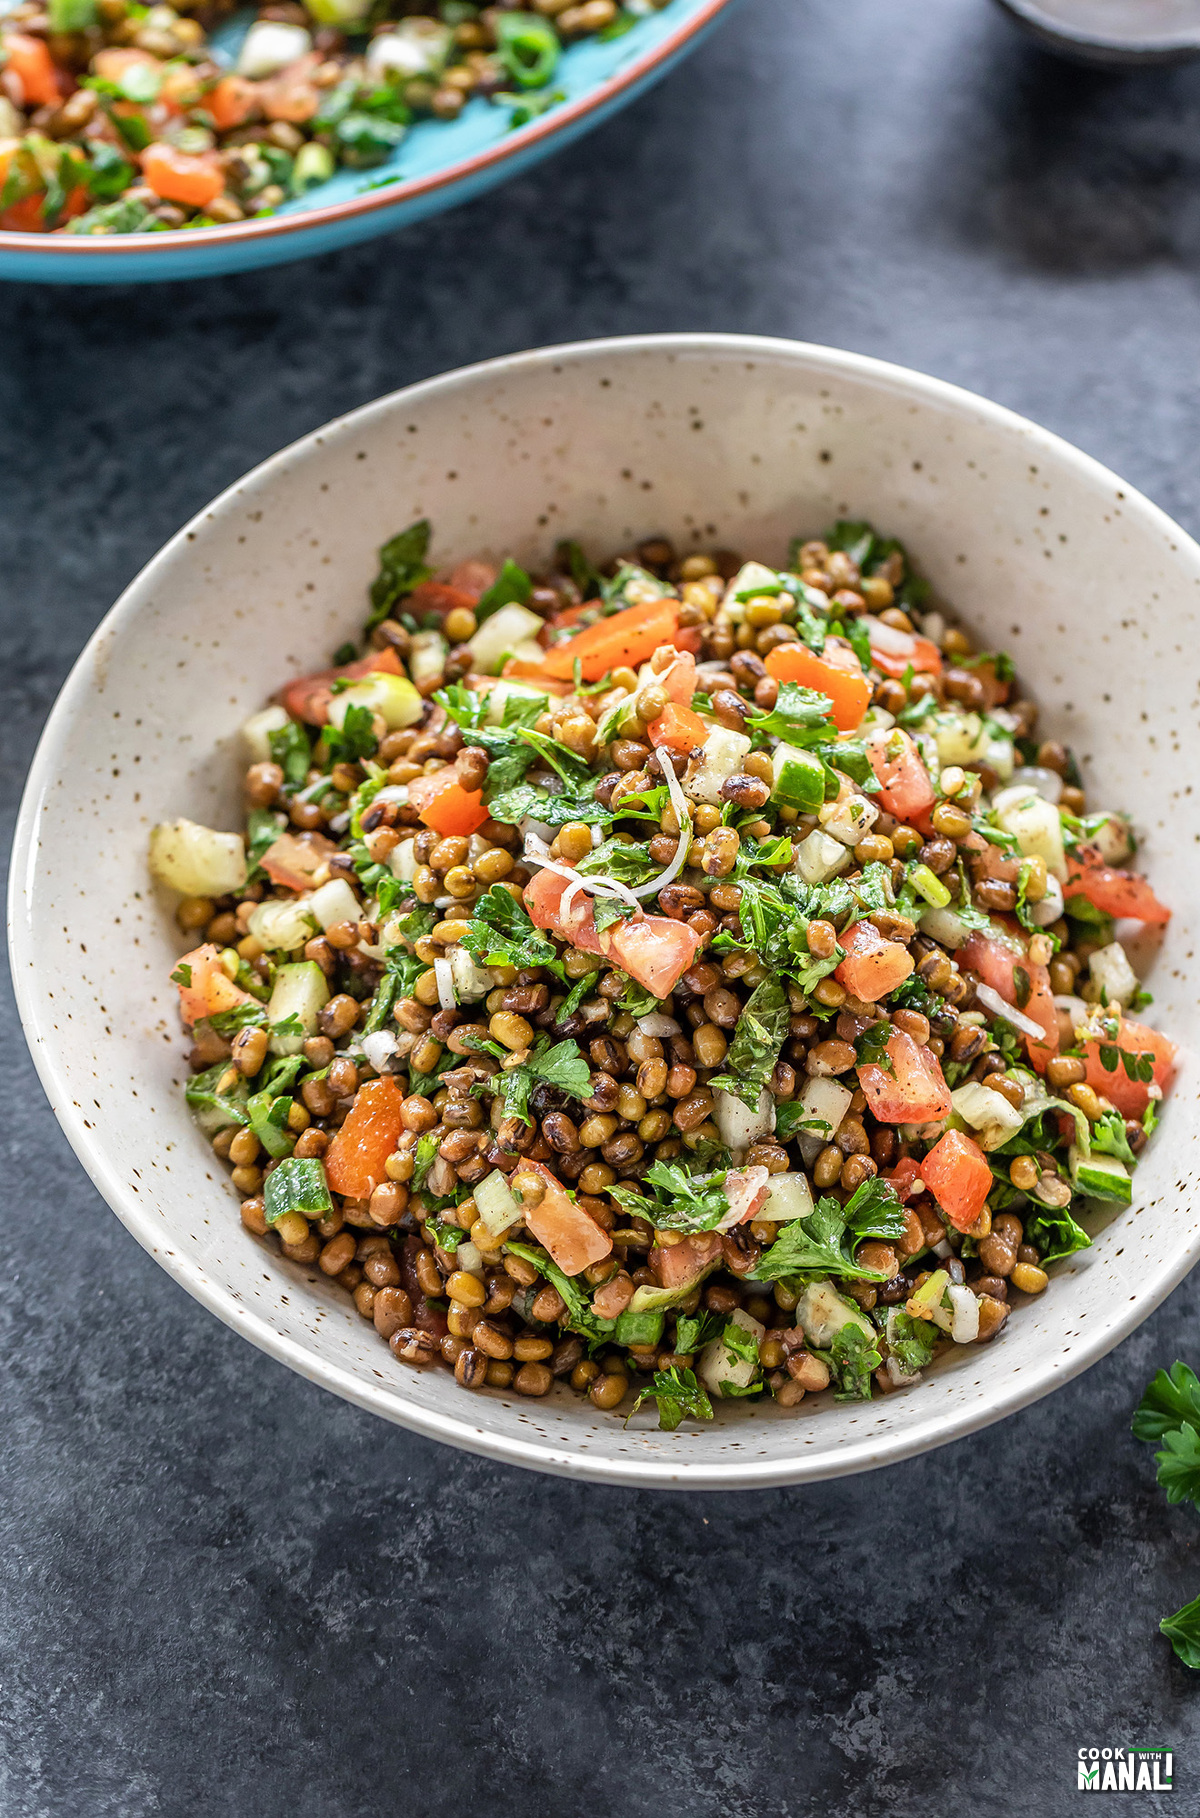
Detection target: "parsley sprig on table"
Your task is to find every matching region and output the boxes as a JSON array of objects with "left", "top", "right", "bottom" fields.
[{"left": 1133, "top": 1361, "right": 1200, "bottom": 1666}]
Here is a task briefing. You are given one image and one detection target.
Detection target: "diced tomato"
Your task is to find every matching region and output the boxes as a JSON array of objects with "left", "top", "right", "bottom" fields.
[
  {"left": 648, "top": 700, "right": 708, "bottom": 755},
  {"left": 140, "top": 141, "right": 224, "bottom": 208},
  {"left": 207, "top": 74, "right": 259, "bottom": 131},
  {"left": 858, "top": 1030, "right": 953, "bottom": 1124},
  {"left": 862, "top": 615, "right": 943, "bottom": 680},
  {"left": 518, "top": 1160, "right": 612, "bottom": 1276},
  {"left": 723, "top": 1166, "right": 771, "bottom": 1226},
  {"left": 865, "top": 727, "right": 935, "bottom": 821},
  {"left": 604, "top": 914, "right": 703, "bottom": 1000},
  {"left": 280, "top": 645, "right": 405, "bottom": 725},
  {"left": 968, "top": 658, "right": 1011, "bottom": 709},
  {"left": 325, "top": 1076, "right": 406, "bottom": 1201},
  {"left": 525, "top": 867, "right": 701, "bottom": 998},
  {"left": 886, "top": 1157, "right": 926, "bottom": 1202},
  {"left": 406, "top": 769, "right": 488, "bottom": 838},
  {"left": 961, "top": 930, "right": 1058, "bottom": 1071},
  {"left": 920, "top": 1129, "right": 992, "bottom": 1233},
  {"left": 260, "top": 830, "right": 337, "bottom": 891},
  {"left": 649, "top": 1231, "right": 723, "bottom": 1291},
  {"left": 92, "top": 45, "right": 158, "bottom": 81},
  {"left": 672, "top": 625, "right": 704, "bottom": 655},
  {"left": 258, "top": 53, "right": 319, "bottom": 123},
  {"left": 540, "top": 596, "right": 680, "bottom": 682},
  {"left": 2, "top": 32, "right": 67, "bottom": 106},
  {"left": 1, "top": 195, "right": 54, "bottom": 232},
  {"left": 1082, "top": 1014, "right": 1176, "bottom": 1117},
  {"left": 406, "top": 580, "right": 482, "bottom": 621},
  {"left": 445, "top": 560, "right": 496, "bottom": 600},
  {"left": 172, "top": 942, "right": 255, "bottom": 1028},
  {"left": 657, "top": 647, "right": 697, "bottom": 704},
  {"left": 1064, "top": 863, "right": 1171, "bottom": 926},
  {"left": 764, "top": 639, "right": 870, "bottom": 732},
  {"left": 835, "top": 920, "right": 915, "bottom": 1002}
]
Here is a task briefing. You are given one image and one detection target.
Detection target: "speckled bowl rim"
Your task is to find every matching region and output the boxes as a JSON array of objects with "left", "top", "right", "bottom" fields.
[
  {"left": 0, "top": 0, "right": 731, "bottom": 268},
  {"left": 12, "top": 333, "right": 1200, "bottom": 1489}
]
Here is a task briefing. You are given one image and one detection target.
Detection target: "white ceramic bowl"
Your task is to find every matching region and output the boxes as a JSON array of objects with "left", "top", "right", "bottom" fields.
[{"left": 11, "top": 334, "right": 1199, "bottom": 1489}]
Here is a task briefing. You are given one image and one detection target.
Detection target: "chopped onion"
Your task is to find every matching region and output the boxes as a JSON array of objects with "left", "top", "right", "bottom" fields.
[
  {"left": 519, "top": 817, "right": 557, "bottom": 849},
  {"left": 931, "top": 1236, "right": 953, "bottom": 1259},
  {"left": 1054, "top": 993, "right": 1088, "bottom": 1029},
  {"left": 637, "top": 1013, "right": 680, "bottom": 1037},
  {"left": 947, "top": 1284, "right": 980, "bottom": 1344},
  {"left": 630, "top": 749, "right": 693, "bottom": 901},
  {"left": 433, "top": 955, "right": 456, "bottom": 1011},
  {"left": 714, "top": 1085, "right": 775, "bottom": 1154},
  {"left": 861, "top": 614, "right": 916, "bottom": 657},
  {"left": 1009, "top": 765, "right": 1063, "bottom": 805},
  {"left": 360, "top": 1030, "right": 399, "bottom": 1073},
  {"left": 975, "top": 981, "right": 1044, "bottom": 1041},
  {"left": 886, "top": 1356, "right": 922, "bottom": 1388},
  {"left": 919, "top": 905, "right": 973, "bottom": 949},
  {"left": 326, "top": 811, "right": 350, "bottom": 836}
]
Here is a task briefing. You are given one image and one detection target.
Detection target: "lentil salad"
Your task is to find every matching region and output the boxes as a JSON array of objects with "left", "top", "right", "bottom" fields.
[
  {"left": 150, "top": 518, "right": 1177, "bottom": 1429},
  {"left": 0, "top": 0, "right": 651, "bottom": 234}
]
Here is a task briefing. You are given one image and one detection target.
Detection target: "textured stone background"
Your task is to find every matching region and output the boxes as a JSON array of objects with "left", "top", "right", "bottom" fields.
[{"left": 3, "top": 0, "right": 1200, "bottom": 1810}]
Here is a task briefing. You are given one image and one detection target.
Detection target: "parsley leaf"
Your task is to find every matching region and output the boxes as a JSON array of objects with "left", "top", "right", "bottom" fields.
[
  {"left": 745, "top": 681, "right": 836, "bottom": 747},
  {"left": 710, "top": 975, "right": 790, "bottom": 1111},
  {"left": 1155, "top": 1425, "right": 1200, "bottom": 1508},
  {"left": 610, "top": 1159, "right": 730, "bottom": 1234},
  {"left": 475, "top": 557, "right": 533, "bottom": 623},
  {"left": 486, "top": 778, "right": 607, "bottom": 829},
  {"left": 1023, "top": 1202, "right": 1092, "bottom": 1266},
  {"left": 1133, "top": 1362, "right": 1200, "bottom": 1447},
  {"left": 1161, "top": 1594, "right": 1200, "bottom": 1670},
  {"left": 323, "top": 702, "right": 378, "bottom": 766},
  {"left": 472, "top": 1034, "right": 591, "bottom": 1126},
  {"left": 674, "top": 1309, "right": 724, "bottom": 1355},
  {"left": 1092, "top": 1109, "right": 1137, "bottom": 1168},
  {"left": 887, "top": 1310, "right": 940, "bottom": 1375},
  {"left": 627, "top": 1365, "right": 714, "bottom": 1432},
  {"left": 367, "top": 520, "right": 433, "bottom": 631},
  {"left": 268, "top": 719, "right": 311, "bottom": 789},
  {"left": 461, "top": 884, "right": 561, "bottom": 974},
  {"left": 503, "top": 1241, "right": 614, "bottom": 1345},
  {"left": 412, "top": 1130, "right": 439, "bottom": 1191},
  {"left": 820, "top": 1322, "right": 882, "bottom": 1401},
  {"left": 751, "top": 1177, "right": 906, "bottom": 1283},
  {"left": 555, "top": 538, "right": 603, "bottom": 601}
]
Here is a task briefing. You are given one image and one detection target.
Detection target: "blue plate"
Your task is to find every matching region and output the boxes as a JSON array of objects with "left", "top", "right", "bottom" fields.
[{"left": 0, "top": 0, "right": 734, "bottom": 284}]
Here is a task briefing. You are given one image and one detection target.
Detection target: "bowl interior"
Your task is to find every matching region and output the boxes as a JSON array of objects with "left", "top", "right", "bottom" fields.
[{"left": 13, "top": 334, "right": 1200, "bottom": 1487}]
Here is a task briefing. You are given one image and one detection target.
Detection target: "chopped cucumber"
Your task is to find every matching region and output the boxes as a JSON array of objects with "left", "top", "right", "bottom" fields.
[
  {"left": 149, "top": 818, "right": 246, "bottom": 897},
  {"left": 796, "top": 1279, "right": 876, "bottom": 1350},
  {"left": 467, "top": 603, "right": 544, "bottom": 674},
  {"left": 992, "top": 784, "right": 1067, "bottom": 881},
  {"left": 1069, "top": 1144, "right": 1132, "bottom": 1205},
  {"left": 683, "top": 727, "right": 752, "bottom": 805},
  {"left": 329, "top": 672, "right": 424, "bottom": 731},
  {"left": 266, "top": 961, "right": 330, "bottom": 1054},
  {"left": 772, "top": 742, "right": 826, "bottom": 813},
  {"left": 308, "top": 877, "right": 362, "bottom": 932},
  {"left": 483, "top": 679, "right": 550, "bottom": 724},
  {"left": 241, "top": 705, "right": 291, "bottom": 765},
  {"left": 408, "top": 630, "right": 448, "bottom": 690},
  {"left": 757, "top": 1171, "right": 814, "bottom": 1223},
  {"left": 1085, "top": 941, "right": 1139, "bottom": 1010},
  {"left": 698, "top": 1307, "right": 764, "bottom": 1396},
  {"left": 473, "top": 1168, "right": 523, "bottom": 1239},
  {"left": 793, "top": 827, "right": 852, "bottom": 886},
  {"left": 248, "top": 895, "right": 317, "bottom": 954},
  {"left": 614, "top": 1308, "right": 665, "bottom": 1348},
  {"left": 264, "top": 1157, "right": 332, "bottom": 1225}
]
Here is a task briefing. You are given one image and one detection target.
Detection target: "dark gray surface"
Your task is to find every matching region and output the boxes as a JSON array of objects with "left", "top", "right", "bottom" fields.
[{"left": 2, "top": 0, "right": 1200, "bottom": 1810}]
